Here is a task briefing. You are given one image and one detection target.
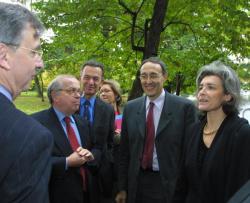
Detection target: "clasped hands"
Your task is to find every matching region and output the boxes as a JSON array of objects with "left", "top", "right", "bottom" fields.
[{"left": 66, "top": 147, "right": 94, "bottom": 167}]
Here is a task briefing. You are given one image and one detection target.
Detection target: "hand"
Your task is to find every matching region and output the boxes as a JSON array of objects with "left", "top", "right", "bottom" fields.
[
  {"left": 76, "top": 147, "right": 94, "bottom": 161},
  {"left": 115, "top": 129, "right": 121, "bottom": 134},
  {"left": 66, "top": 151, "right": 87, "bottom": 167},
  {"left": 115, "top": 190, "right": 127, "bottom": 203}
]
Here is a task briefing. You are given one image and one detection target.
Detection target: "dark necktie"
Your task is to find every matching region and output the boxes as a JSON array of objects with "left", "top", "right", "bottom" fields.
[
  {"left": 83, "top": 100, "right": 90, "bottom": 121},
  {"left": 141, "top": 102, "right": 155, "bottom": 170},
  {"left": 64, "top": 116, "right": 87, "bottom": 191}
]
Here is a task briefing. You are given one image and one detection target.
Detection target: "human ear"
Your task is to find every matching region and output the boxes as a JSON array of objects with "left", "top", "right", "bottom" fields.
[
  {"left": 224, "top": 94, "right": 232, "bottom": 102},
  {"left": 0, "top": 43, "right": 11, "bottom": 70}
]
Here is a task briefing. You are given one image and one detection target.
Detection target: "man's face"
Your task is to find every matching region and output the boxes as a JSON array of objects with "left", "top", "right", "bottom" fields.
[
  {"left": 53, "top": 78, "right": 81, "bottom": 115},
  {"left": 140, "top": 62, "right": 167, "bottom": 100},
  {"left": 8, "top": 24, "right": 44, "bottom": 97},
  {"left": 80, "top": 65, "right": 103, "bottom": 99}
]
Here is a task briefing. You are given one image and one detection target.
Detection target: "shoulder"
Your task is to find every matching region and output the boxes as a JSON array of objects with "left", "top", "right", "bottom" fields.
[
  {"left": 95, "top": 97, "right": 113, "bottom": 112},
  {"left": 31, "top": 108, "right": 51, "bottom": 121},
  {"left": 165, "top": 92, "right": 194, "bottom": 106},
  {"left": 235, "top": 117, "right": 250, "bottom": 137},
  {"left": 124, "top": 96, "right": 144, "bottom": 108}
]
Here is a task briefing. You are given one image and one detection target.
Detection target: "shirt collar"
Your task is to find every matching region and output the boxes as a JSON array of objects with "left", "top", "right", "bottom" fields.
[
  {"left": 0, "top": 85, "right": 12, "bottom": 101},
  {"left": 53, "top": 107, "right": 75, "bottom": 123},
  {"left": 80, "top": 96, "right": 96, "bottom": 107},
  {"left": 146, "top": 89, "right": 165, "bottom": 110}
]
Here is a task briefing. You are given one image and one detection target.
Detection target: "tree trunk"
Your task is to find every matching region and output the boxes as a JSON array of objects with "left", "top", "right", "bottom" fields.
[
  {"left": 128, "top": 0, "right": 169, "bottom": 100},
  {"left": 34, "top": 75, "right": 44, "bottom": 101}
]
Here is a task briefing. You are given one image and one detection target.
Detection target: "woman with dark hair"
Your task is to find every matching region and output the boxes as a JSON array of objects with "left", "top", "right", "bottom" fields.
[{"left": 173, "top": 60, "right": 250, "bottom": 203}]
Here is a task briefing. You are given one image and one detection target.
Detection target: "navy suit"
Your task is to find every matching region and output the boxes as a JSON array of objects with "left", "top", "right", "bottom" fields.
[
  {"left": 0, "top": 93, "right": 53, "bottom": 203},
  {"left": 118, "top": 91, "right": 197, "bottom": 203},
  {"left": 78, "top": 97, "right": 115, "bottom": 203},
  {"left": 32, "top": 107, "right": 94, "bottom": 203}
]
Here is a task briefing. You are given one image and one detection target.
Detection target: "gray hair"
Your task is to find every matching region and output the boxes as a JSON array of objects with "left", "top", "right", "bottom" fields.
[
  {"left": 196, "top": 60, "right": 241, "bottom": 115},
  {"left": 47, "top": 75, "right": 77, "bottom": 104},
  {"left": 0, "top": 2, "right": 44, "bottom": 46}
]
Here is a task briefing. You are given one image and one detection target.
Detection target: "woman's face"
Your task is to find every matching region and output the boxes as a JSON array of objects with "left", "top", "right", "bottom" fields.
[
  {"left": 100, "top": 84, "right": 116, "bottom": 104},
  {"left": 196, "top": 75, "right": 232, "bottom": 113}
]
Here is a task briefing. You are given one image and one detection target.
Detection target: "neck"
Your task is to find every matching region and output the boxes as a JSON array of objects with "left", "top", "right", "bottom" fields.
[{"left": 206, "top": 109, "right": 227, "bottom": 130}]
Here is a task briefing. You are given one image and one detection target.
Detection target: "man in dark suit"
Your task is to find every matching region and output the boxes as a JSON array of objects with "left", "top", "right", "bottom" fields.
[
  {"left": 116, "top": 57, "right": 197, "bottom": 203},
  {"left": 32, "top": 75, "right": 96, "bottom": 203},
  {"left": 0, "top": 3, "right": 53, "bottom": 202},
  {"left": 79, "top": 60, "right": 115, "bottom": 203}
]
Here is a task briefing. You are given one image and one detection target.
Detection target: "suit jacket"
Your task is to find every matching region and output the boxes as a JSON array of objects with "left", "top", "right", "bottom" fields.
[
  {"left": 0, "top": 93, "right": 53, "bottom": 203},
  {"left": 32, "top": 107, "right": 92, "bottom": 203},
  {"left": 118, "top": 91, "right": 197, "bottom": 203},
  {"left": 78, "top": 97, "right": 115, "bottom": 202}
]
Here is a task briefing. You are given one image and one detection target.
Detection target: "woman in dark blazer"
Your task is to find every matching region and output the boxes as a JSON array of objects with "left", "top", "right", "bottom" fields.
[{"left": 173, "top": 60, "right": 250, "bottom": 203}]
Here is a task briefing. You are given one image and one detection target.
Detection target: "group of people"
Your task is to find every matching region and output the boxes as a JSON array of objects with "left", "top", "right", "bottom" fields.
[{"left": 1, "top": 2, "right": 250, "bottom": 203}]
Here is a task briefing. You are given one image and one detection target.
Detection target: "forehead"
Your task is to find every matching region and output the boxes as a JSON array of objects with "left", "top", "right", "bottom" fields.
[
  {"left": 19, "top": 24, "right": 40, "bottom": 47},
  {"left": 82, "top": 65, "right": 102, "bottom": 76},
  {"left": 62, "top": 78, "right": 80, "bottom": 87},
  {"left": 101, "top": 84, "right": 112, "bottom": 89},
  {"left": 200, "top": 75, "right": 222, "bottom": 85},
  {"left": 140, "top": 62, "right": 162, "bottom": 73}
]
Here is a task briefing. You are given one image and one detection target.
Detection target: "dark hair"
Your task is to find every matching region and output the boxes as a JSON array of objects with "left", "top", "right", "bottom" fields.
[
  {"left": 196, "top": 60, "right": 241, "bottom": 115},
  {"left": 0, "top": 2, "right": 44, "bottom": 46},
  {"left": 81, "top": 60, "right": 104, "bottom": 77},
  {"left": 102, "top": 80, "right": 122, "bottom": 106},
  {"left": 140, "top": 57, "right": 167, "bottom": 75}
]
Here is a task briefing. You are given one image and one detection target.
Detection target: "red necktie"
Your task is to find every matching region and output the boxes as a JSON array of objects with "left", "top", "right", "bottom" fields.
[
  {"left": 64, "top": 116, "right": 87, "bottom": 191},
  {"left": 141, "top": 102, "right": 155, "bottom": 170}
]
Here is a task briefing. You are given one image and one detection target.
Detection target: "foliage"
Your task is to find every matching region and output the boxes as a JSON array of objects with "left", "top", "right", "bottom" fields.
[{"left": 33, "top": 0, "right": 250, "bottom": 95}]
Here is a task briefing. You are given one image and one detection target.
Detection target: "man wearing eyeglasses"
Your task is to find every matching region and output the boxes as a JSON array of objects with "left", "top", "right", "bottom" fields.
[
  {"left": 78, "top": 60, "right": 115, "bottom": 203},
  {"left": 116, "top": 57, "right": 197, "bottom": 203},
  {"left": 0, "top": 3, "right": 53, "bottom": 203},
  {"left": 32, "top": 75, "right": 97, "bottom": 203}
]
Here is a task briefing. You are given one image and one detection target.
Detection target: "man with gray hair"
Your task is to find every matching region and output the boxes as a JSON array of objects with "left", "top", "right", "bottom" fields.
[
  {"left": 0, "top": 2, "right": 53, "bottom": 202},
  {"left": 32, "top": 75, "right": 98, "bottom": 203}
]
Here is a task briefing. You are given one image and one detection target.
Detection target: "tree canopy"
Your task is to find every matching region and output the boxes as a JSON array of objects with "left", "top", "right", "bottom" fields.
[{"left": 33, "top": 0, "right": 250, "bottom": 98}]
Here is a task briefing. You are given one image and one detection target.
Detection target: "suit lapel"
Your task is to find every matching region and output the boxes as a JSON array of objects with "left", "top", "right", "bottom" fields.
[
  {"left": 73, "top": 115, "right": 90, "bottom": 148},
  {"left": 156, "top": 93, "right": 172, "bottom": 139},
  {"left": 136, "top": 97, "right": 146, "bottom": 139},
  {"left": 47, "top": 108, "right": 73, "bottom": 155}
]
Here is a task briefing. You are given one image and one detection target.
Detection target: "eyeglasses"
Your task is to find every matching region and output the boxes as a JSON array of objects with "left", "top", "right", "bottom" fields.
[
  {"left": 19, "top": 46, "right": 43, "bottom": 58},
  {"left": 139, "top": 73, "right": 162, "bottom": 81},
  {"left": 3, "top": 42, "right": 43, "bottom": 58},
  {"left": 100, "top": 89, "right": 112, "bottom": 94},
  {"left": 57, "top": 88, "right": 81, "bottom": 95}
]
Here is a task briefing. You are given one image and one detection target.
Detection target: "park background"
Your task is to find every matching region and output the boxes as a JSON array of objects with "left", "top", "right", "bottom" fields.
[{"left": 5, "top": 0, "right": 249, "bottom": 116}]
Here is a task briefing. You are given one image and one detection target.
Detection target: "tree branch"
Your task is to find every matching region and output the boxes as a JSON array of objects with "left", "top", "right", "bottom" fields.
[
  {"left": 91, "top": 26, "right": 131, "bottom": 54},
  {"left": 162, "top": 20, "right": 205, "bottom": 60},
  {"left": 118, "top": 0, "right": 136, "bottom": 15}
]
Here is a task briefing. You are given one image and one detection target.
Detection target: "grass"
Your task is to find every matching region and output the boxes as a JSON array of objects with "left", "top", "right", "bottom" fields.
[{"left": 14, "top": 91, "right": 49, "bottom": 115}]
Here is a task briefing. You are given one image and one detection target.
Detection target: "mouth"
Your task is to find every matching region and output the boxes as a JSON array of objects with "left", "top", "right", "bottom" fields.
[{"left": 144, "top": 85, "right": 154, "bottom": 90}]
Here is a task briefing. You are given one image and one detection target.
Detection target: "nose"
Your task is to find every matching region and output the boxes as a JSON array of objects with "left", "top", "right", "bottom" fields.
[
  {"left": 35, "top": 56, "right": 44, "bottom": 69},
  {"left": 198, "top": 87, "right": 207, "bottom": 96},
  {"left": 75, "top": 92, "right": 81, "bottom": 98}
]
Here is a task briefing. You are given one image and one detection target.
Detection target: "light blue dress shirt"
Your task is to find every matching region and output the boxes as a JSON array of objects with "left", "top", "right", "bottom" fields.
[
  {"left": 79, "top": 96, "right": 96, "bottom": 124},
  {"left": 53, "top": 107, "right": 83, "bottom": 170},
  {"left": 0, "top": 85, "right": 12, "bottom": 101}
]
